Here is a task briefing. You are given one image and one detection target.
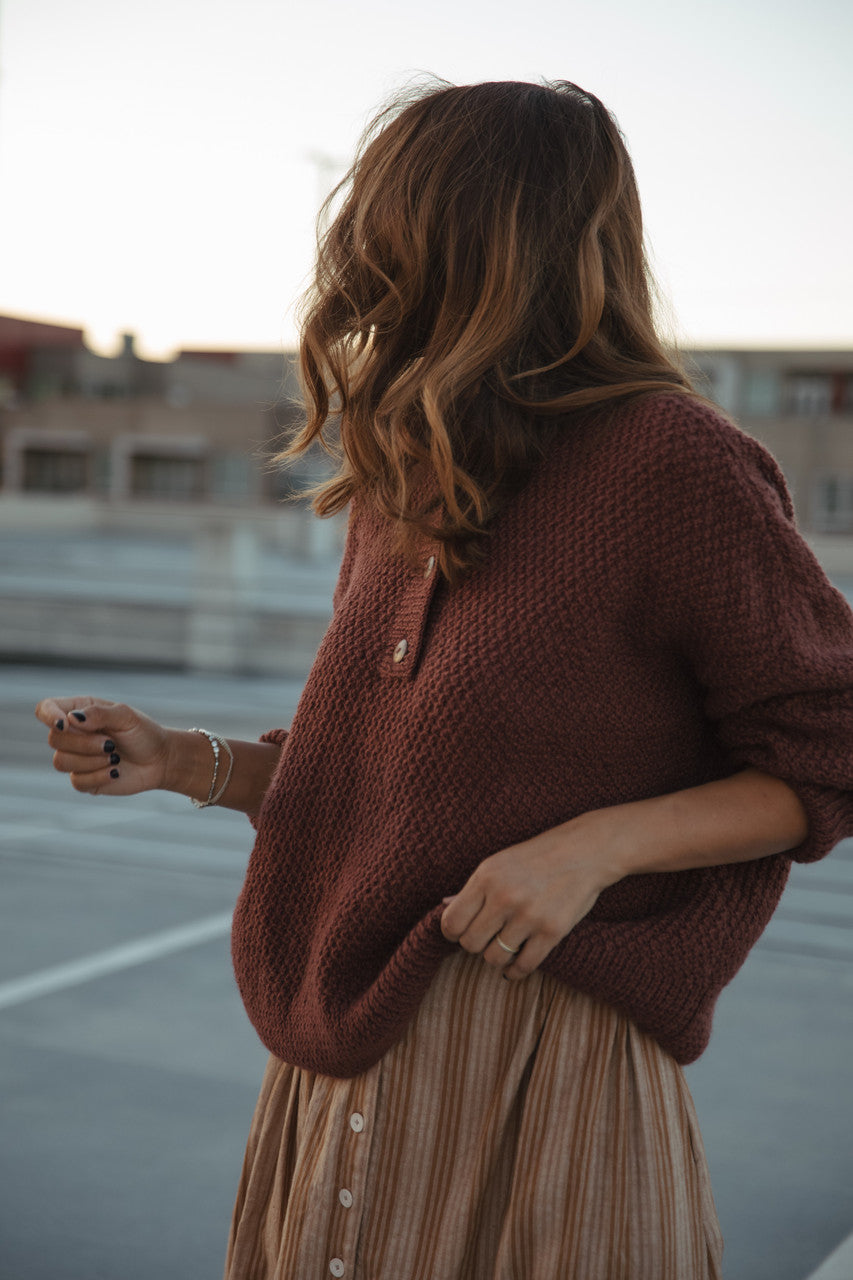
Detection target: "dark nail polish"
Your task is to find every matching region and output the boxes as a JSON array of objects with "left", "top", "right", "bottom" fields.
[
  {"left": 71, "top": 711, "right": 86, "bottom": 723},
  {"left": 103, "top": 739, "right": 115, "bottom": 753},
  {"left": 56, "top": 719, "right": 65, "bottom": 731},
  {"left": 109, "top": 752, "right": 120, "bottom": 766},
  {"left": 109, "top": 768, "right": 120, "bottom": 779}
]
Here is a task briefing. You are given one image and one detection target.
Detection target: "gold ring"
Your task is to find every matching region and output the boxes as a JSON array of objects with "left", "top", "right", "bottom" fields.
[{"left": 495, "top": 934, "right": 520, "bottom": 955}]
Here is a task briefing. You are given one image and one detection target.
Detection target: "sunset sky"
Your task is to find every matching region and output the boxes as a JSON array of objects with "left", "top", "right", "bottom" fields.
[{"left": 0, "top": 0, "right": 849, "bottom": 359}]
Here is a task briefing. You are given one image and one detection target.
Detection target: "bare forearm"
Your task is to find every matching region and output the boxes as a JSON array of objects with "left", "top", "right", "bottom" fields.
[
  {"left": 440, "top": 767, "right": 810, "bottom": 981},
  {"left": 575, "top": 767, "right": 810, "bottom": 878},
  {"left": 164, "top": 729, "right": 282, "bottom": 818}
]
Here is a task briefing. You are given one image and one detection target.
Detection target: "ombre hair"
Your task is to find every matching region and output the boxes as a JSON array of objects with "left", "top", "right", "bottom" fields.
[{"left": 283, "top": 78, "right": 698, "bottom": 584}]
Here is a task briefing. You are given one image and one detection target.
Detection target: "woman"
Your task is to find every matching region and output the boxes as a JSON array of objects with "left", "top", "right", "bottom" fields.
[{"left": 36, "top": 80, "right": 853, "bottom": 1279}]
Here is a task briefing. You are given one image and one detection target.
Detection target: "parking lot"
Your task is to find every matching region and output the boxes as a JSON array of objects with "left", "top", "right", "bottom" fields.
[{"left": 1, "top": 661, "right": 852, "bottom": 1280}]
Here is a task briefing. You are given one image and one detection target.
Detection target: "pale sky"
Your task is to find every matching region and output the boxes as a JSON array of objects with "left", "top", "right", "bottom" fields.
[{"left": 0, "top": 0, "right": 850, "bottom": 359}]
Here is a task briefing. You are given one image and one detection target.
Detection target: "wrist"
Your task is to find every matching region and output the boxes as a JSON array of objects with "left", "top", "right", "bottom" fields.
[
  {"left": 561, "top": 804, "right": 644, "bottom": 885},
  {"left": 162, "top": 727, "right": 212, "bottom": 801}
]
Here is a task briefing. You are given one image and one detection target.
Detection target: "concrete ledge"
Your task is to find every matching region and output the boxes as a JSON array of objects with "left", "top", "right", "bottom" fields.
[
  {"left": 0, "top": 594, "right": 330, "bottom": 677},
  {"left": 0, "top": 499, "right": 345, "bottom": 676}
]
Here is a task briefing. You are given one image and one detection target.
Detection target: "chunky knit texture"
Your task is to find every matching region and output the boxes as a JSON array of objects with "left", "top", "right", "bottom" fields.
[{"left": 231, "top": 394, "right": 853, "bottom": 1077}]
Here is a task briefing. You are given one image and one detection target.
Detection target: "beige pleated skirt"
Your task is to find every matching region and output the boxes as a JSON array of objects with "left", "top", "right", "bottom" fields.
[{"left": 224, "top": 951, "right": 723, "bottom": 1280}]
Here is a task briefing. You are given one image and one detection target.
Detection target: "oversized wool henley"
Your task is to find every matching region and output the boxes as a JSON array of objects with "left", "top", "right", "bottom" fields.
[{"left": 230, "top": 393, "right": 853, "bottom": 1078}]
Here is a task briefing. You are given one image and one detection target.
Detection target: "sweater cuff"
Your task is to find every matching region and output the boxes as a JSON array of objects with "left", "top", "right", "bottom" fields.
[
  {"left": 783, "top": 780, "right": 853, "bottom": 864},
  {"left": 246, "top": 728, "right": 289, "bottom": 829}
]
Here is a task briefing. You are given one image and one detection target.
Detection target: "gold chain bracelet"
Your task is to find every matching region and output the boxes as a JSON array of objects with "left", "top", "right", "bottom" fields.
[{"left": 189, "top": 728, "right": 235, "bottom": 808}]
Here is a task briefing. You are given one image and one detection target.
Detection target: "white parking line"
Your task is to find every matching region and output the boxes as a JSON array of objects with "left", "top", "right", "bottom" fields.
[
  {"left": 804, "top": 1230, "right": 853, "bottom": 1280},
  {"left": 0, "top": 912, "right": 233, "bottom": 1010}
]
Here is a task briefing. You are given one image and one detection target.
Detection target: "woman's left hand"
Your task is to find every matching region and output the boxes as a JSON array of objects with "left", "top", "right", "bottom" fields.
[{"left": 440, "top": 813, "right": 626, "bottom": 980}]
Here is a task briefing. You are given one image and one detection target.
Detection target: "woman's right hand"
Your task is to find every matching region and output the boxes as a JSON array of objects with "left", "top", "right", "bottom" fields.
[{"left": 34, "top": 696, "right": 172, "bottom": 797}]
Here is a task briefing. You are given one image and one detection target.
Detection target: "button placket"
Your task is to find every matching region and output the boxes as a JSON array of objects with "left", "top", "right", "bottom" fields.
[
  {"left": 381, "top": 543, "right": 441, "bottom": 681},
  {"left": 326, "top": 1067, "right": 380, "bottom": 1280}
]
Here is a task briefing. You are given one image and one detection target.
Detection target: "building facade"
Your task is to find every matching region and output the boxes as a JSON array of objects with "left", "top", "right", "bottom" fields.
[
  {"left": 0, "top": 315, "right": 323, "bottom": 506},
  {"left": 2, "top": 315, "right": 853, "bottom": 535},
  {"left": 686, "top": 348, "right": 853, "bottom": 534}
]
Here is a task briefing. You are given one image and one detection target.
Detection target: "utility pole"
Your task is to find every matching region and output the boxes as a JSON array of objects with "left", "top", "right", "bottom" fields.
[{"left": 306, "top": 151, "right": 347, "bottom": 228}]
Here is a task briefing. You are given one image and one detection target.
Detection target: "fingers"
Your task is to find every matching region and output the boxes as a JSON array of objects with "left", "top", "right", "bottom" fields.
[
  {"left": 441, "top": 889, "right": 530, "bottom": 973},
  {"left": 442, "top": 905, "right": 542, "bottom": 980},
  {"left": 458, "top": 909, "right": 517, "bottom": 960},
  {"left": 498, "top": 933, "right": 558, "bottom": 981},
  {"left": 47, "top": 724, "right": 118, "bottom": 755},
  {"left": 35, "top": 695, "right": 104, "bottom": 731},
  {"left": 440, "top": 888, "right": 486, "bottom": 945},
  {"left": 52, "top": 746, "right": 120, "bottom": 775},
  {"left": 441, "top": 875, "right": 520, "bottom": 956},
  {"left": 444, "top": 908, "right": 558, "bottom": 982},
  {"left": 36, "top": 696, "right": 128, "bottom": 793},
  {"left": 36, "top": 697, "right": 138, "bottom": 737},
  {"left": 52, "top": 738, "right": 123, "bottom": 791},
  {"left": 441, "top": 829, "right": 605, "bottom": 982},
  {"left": 68, "top": 762, "right": 123, "bottom": 794},
  {"left": 36, "top": 698, "right": 139, "bottom": 760},
  {"left": 467, "top": 917, "right": 535, "bottom": 976},
  {"left": 440, "top": 863, "right": 564, "bottom": 981}
]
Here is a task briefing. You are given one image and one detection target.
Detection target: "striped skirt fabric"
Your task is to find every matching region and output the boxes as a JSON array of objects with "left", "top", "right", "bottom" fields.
[{"left": 224, "top": 951, "right": 724, "bottom": 1280}]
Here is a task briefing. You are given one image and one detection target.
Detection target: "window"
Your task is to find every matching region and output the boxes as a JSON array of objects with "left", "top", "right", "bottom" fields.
[
  {"left": 787, "top": 374, "right": 833, "bottom": 416},
  {"left": 22, "top": 448, "right": 89, "bottom": 493},
  {"left": 813, "top": 475, "right": 853, "bottom": 533},
  {"left": 130, "top": 454, "right": 204, "bottom": 500},
  {"left": 210, "top": 453, "right": 252, "bottom": 500},
  {"left": 743, "top": 371, "right": 781, "bottom": 416}
]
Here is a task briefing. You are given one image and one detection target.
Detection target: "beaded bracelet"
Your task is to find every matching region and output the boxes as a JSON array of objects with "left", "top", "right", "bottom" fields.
[{"left": 189, "top": 727, "right": 235, "bottom": 809}]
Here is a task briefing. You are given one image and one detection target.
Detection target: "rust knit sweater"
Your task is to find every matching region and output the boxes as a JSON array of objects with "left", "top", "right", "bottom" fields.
[{"left": 230, "top": 394, "right": 853, "bottom": 1077}]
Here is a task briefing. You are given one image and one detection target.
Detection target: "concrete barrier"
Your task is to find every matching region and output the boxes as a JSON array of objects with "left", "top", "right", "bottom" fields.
[
  {"left": 1, "top": 494, "right": 851, "bottom": 678},
  {"left": 0, "top": 495, "right": 345, "bottom": 677}
]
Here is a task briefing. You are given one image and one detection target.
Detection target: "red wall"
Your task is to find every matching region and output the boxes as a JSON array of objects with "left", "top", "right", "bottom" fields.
[{"left": 0, "top": 314, "right": 86, "bottom": 388}]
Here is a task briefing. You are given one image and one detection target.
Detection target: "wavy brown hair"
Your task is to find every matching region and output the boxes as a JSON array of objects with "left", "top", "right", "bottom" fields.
[{"left": 282, "top": 78, "right": 697, "bottom": 584}]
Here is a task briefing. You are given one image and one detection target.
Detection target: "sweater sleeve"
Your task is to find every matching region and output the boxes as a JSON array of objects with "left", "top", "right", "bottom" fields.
[{"left": 646, "top": 399, "right": 853, "bottom": 863}]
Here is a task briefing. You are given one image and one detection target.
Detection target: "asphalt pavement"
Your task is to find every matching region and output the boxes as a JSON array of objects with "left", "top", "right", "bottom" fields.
[{"left": 1, "top": 662, "right": 852, "bottom": 1280}]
